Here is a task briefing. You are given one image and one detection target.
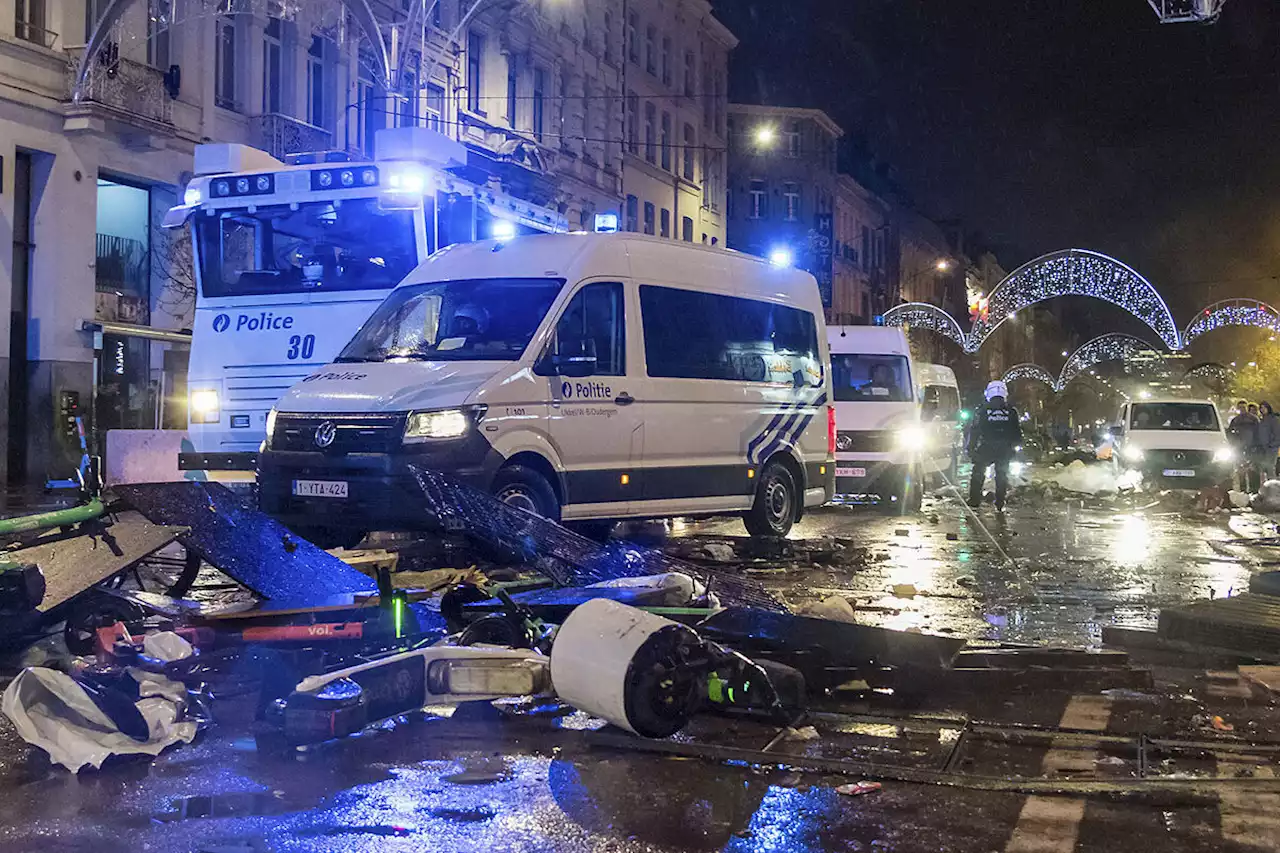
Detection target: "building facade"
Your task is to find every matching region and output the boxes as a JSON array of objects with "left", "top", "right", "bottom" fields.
[
  {"left": 724, "top": 104, "right": 842, "bottom": 305},
  {"left": 0, "top": 0, "right": 735, "bottom": 484},
  {"left": 832, "top": 174, "right": 888, "bottom": 324}
]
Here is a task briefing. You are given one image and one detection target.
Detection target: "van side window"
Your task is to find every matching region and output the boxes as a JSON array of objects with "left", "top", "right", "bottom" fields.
[
  {"left": 554, "top": 282, "right": 626, "bottom": 376},
  {"left": 638, "top": 285, "right": 822, "bottom": 386}
]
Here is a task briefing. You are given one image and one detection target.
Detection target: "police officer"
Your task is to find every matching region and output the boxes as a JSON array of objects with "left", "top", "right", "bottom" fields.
[{"left": 968, "top": 380, "right": 1022, "bottom": 510}]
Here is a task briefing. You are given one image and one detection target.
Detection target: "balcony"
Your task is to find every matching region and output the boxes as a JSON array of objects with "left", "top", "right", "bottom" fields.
[
  {"left": 64, "top": 47, "right": 173, "bottom": 132},
  {"left": 248, "top": 113, "right": 333, "bottom": 161}
]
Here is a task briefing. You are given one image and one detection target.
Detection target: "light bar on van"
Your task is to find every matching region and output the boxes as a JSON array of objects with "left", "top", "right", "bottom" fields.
[
  {"left": 183, "top": 185, "right": 202, "bottom": 205},
  {"left": 384, "top": 165, "right": 427, "bottom": 194},
  {"left": 768, "top": 247, "right": 794, "bottom": 267},
  {"left": 209, "top": 174, "right": 275, "bottom": 199},
  {"left": 311, "top": 167, "right": 379, "bottom": 192},
  {"left": 491, "top": 219, "right": 517, "bottom": 242}
]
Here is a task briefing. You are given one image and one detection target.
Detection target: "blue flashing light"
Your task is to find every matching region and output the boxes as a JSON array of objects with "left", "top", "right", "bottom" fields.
[
  {"left": 492, "top": 219, "right": 517, "bottom": 242},
  {"left": 768, "top": 247, "right": 794, "bottom": 268},
  {"left": 385, "top": 165, "right": 427, "bottom": 194},
  {"left": 594, "top": 212, "right": 620, "bottom": 233}
]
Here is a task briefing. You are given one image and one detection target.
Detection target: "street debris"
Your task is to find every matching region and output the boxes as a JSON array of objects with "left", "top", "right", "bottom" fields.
[
  {"left": 892, "top": 583, "right": 919, "bottom": 598},
  {"left": 785, "top": 725, "right": 821, "bottom": 742},
  {"left": 836, "top": 781, "right": 882, "bottom": 796},
  {"left": 1, "top": 666, "right": 199, "bottom": 772},
  {"left": 1211, "top": 715, "right": 1235, "bottom": 732},
  {"left": 801, "top": 594, "right": 856, "bottom": 623}
]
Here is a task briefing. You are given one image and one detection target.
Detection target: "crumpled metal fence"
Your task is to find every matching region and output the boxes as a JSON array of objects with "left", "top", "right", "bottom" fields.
[{"left": 408, "top": 465, "right": 784, "bottom": 610}]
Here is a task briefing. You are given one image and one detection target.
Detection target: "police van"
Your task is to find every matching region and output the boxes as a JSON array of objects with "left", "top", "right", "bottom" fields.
[{"left": 257, "top": 233, "right": 835, "bottom": 545}]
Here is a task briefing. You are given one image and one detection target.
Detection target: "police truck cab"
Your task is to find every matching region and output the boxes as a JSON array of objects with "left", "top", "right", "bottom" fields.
[{"left": 257, "top": 233, "right": 835, "bottom": 545}]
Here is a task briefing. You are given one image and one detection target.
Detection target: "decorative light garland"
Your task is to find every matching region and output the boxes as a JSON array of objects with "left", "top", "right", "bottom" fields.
[{"left": 1181, "top": 300, "right": 1280, "bottom": 347}]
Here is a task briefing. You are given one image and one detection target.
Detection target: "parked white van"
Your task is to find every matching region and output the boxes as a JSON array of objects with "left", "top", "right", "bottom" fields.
[
  {"left": 828, "top": 326, "right": 926, "bottom": 510},
  {"left": 258, "top": 233, "right": 835, "bottom": 546},
  {"left": 1111, "top": 398, "right": 1235, "bottom": 488},
  {"left": 915, "top": 362, "right": 964, "bottom": 480}
]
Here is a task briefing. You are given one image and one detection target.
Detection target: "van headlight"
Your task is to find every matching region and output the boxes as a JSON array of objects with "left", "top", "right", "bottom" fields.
[
  {"left": 404, "top": 406, "right": 486, "bottom": 442},
  {"left": 894, "top": 425, "right": 927, "bottom": 451},
  {"left": 1120, "top": 444, "right": 1145, "bottom": 462},
  {"left": 1214, "top": 447, "right": 1235, "bottom": 464},
  {"left": 190, "top": 389, "right": 221, "bottom": 424}
]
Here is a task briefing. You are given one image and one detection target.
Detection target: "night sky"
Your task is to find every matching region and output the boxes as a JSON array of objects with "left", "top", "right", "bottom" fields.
[{"left": 716, "top": 0, "right": 1280, "bottom": 321}]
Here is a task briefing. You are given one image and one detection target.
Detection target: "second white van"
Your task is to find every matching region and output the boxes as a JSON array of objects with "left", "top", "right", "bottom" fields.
[
  {"left": 257, "top": 233, "right": 835, "bottom": 546},
  {"left": 828, "top": 326, "right": 926, "bottom": 510}
]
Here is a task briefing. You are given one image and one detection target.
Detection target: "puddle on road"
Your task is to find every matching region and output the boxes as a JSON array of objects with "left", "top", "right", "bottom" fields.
[{"left": 156, "top": 791, "right": 297, "bottom": 822}]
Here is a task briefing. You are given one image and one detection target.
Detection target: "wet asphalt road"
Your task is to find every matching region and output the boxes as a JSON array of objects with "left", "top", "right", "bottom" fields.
[{"left": 3, "top": 475, "right": 1280, "bottom": 852}]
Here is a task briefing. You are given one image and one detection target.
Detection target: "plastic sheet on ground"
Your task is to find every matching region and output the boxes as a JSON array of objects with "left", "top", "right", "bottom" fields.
[
  {"left": 1038, "top": 461, "right": 1128, "bottom": 495},
  {"left": 1, "top": 667, "right": 197, "bottom": 773}
]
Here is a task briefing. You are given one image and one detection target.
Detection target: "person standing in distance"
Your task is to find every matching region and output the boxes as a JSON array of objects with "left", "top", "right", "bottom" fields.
[{"left": 967, "top": 380, "right": 1023, "bottom": 511}]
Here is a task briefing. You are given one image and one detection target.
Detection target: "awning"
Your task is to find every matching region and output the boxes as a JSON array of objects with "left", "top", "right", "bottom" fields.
[{"left": 81, "top": 320, "right": 192, "bottom": 346}]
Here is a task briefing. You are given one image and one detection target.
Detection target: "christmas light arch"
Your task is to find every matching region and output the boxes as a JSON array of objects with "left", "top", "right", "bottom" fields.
[
  {"left": 969, "top": 249, "right": 1181, "bottom": 352},
  {"left": 880, "top": 303, "right": 969, "bottom": 351},
  {"left": 1183, "top": 362, "right": 1235, "bottom": 383},
  {"left": 1180, "top": 299, "right": 1280, "bottom": 348},
  {"left": 1001, "top": 363, "right": 1057, "bottom": 389},
  {"left": 1057, "top": 333, "right": 1162, "bottom": 391}
]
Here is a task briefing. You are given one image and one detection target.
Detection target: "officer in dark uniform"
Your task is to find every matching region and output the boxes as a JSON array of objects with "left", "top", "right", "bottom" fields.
[{"left": 967, "top": 380, "right": 1023, "bottom": 510}]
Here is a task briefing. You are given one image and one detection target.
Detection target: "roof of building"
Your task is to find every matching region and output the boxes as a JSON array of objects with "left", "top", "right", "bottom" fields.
[{"left": 728, "top": 104, "right": 845, "bottom": 138}]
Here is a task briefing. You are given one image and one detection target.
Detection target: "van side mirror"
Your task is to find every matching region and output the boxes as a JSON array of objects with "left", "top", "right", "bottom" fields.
[
  {"left": 1111, "top": 424, "right": 1125, "bottom": 438},
  {"left": 552, "top": 338, "right": 597, "bottom": 378}
]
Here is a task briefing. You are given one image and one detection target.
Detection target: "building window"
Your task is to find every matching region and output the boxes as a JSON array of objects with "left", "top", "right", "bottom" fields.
[
  {"left": 682, "top": 216, "right": 694, "bottom": 242},
  {"left": 645, "top": 25, "right": 656, "bottom": 75},
  {"left": 432, "top": 0, "right": 441, "bottom": 27},
  {"left": 783, "top": 183, "right": 800, "bottom": 221},
  {"left": 424, "top": 84, "right": 444, "bottom": 131},
  {"left": 661, "top": 35, "right": 672, "bottom": 86},
  {"left": 627, "top": 12, "right": 638, "bottom": 62},
  {"left": 262, "top": 16, "right": 284, "bottom": 114},
  {"left": 643, "top": 202, "right": 656, "bottom": 235},
  {"left": 401, "top": 66, "right": 419, "bottom": 127},
  {"left": 357, "top": 76, "right": 383, "bottom": 155},
  {"left": 626, "top": 93, "right": 639, "bottom": 153},
  {"left": 506, "top": 56, "right": 518, "bottom": 126},
  {"left": 704, "top": 150, "right": 722, "bottom": 212},
  {"left": 749, "top": 180, "right": 766, "bottom": 219},
  {"left": 147, "top": 0, "right": 172, "bottom": 70},
  {"left": 466, "top": 31, "right": 484, "bottom": 113},
  {"left": 15, "top": 0, "right": 51, "bottom": 46},
  {"left": 308, "top": 35, "right": 335, "bottom": 132},
  {"left": 785, "top": 120, "right": 801, "bottom": 158},
  {"left": 660, "top": 111, "right": 672, "bottom": 171},
  {"left": 660, "top": 208, "right": 671, "bottom": 238},
  {"left": 682, "top": 124, "right": 695, "bottom": 180},
  {"left": 861, "top": 293, "right": 870, "bottom": 321},
  {"left": 532, "top": 68, "right": 546, "bottom": 141},
  {"left": 644, "top": 102, "right": 656, "bottom": 163},
  {"left": 215, "top": 16, "right": 238, "bottom": 110},
  {"left": 861, "top": 226, "right": 871, "bottom": 272},
  {"left": 683, "top": 50, "right": 695, "bottom": 98},
  {"left": 626, "top": 195, "right": 639, "bottom": 232},
  {"left": 604, "top": 11, "right": 614, "bottom": 62}
]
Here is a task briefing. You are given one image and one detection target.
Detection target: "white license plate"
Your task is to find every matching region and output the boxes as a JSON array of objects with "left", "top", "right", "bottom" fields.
[
  {"left": 836, "top": 467, "right": 867, "bottom": 478},
  {"left": 292, "top": 479, "right": 349, "bottom": 498},
  {"left": 1161, "top": 469, "right": 1196, "bottom": 478}
]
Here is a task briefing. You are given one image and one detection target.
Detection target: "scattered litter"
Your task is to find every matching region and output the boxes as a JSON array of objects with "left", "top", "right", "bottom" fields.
[
  {"left": 1212, "top": 715, "right": 1235, "bottom": 732},
  {"left": 891, "top": 583, "right": 918, "bottom": 599},
  {"left": 1100, "top": 688, "right": 1159, "bottom": 702},
  {"left": 784, "top": 725, "right": 820, "bottom": 742},
  {"left": 946, "top": 532, "right": 959, "bottom": 541},
  {"left": 801, "top": 595, "right": 856, "bottom": 623},
  {"left": 1254, "top": 480, "right": 1280, "bottom": 513},
  {"left": 894, "top": 529, "right": 909, "bottom": 537},
  {"left": 1228, "top": 490, "right": 1252, "bottom": 509},
  {"left": 701, "top": 543, "right": 737, "bottom": 563},
  {"left": 142, "top": 631, "right": 194, "bottom": 663},
  {"left": 1096, "top": 755, "right": 1127, "bottom": 766},
  {"left": 956, "top": 577, "right": 976, "bottom": 588},
  {"left": 1, "top": 667, "right": 198, "bottom": 773},
  {"left": 836, "top": 781, "right": 882, "bottom": 796}
]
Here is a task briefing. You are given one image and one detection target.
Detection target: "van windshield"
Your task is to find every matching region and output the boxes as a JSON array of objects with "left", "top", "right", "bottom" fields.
[
  {"left": 337, "top": 278, "right": 564, "bottom": 363},
  {"left": 831, "top": 354, "right": 912, "bottom": 402},
  {"left": 1129, "top": 403, "right": 1220, "bottom": 431}
]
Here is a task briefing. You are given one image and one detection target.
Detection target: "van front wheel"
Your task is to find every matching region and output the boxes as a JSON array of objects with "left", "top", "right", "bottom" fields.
[
  {"left": 492, "top": 464, "right": 561, "bottom": 521},
  {"left": 743, "top": 461, "right": 797, "bottom": 538}
]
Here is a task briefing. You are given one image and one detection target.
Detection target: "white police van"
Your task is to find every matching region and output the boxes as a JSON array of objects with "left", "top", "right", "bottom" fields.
[{"left": 258, "top": 233, "right": 835, "bottom": 545}]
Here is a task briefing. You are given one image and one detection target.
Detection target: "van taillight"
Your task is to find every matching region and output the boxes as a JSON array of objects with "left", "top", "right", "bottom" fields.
[{"left": 827, "top": 405, "right": 837, "bottom": 456}]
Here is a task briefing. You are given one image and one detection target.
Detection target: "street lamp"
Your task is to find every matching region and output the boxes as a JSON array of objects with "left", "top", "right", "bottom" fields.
[
  {"left": 754, "top": 125, "right": 777, "bottom": 147},
  {"left": 935, "top": 258, "right": 952, "bottom": 272}
]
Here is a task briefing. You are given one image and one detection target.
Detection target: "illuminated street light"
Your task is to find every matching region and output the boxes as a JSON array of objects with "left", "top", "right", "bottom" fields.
[
  {"left": 935, "top": 258, "right": 952, "bottom": 272},
  {"left": 1249, "top": 361, "right": 1258, "bottom": 367},
  {"left": 754, "top": 125, "right": 777, "bottom": 146},
  {"left": 1061, "top": 350, "right": 1069, "bottom": 357},
  {"left": 1139, "top": 390, "right": 1151, "bottom": 399}
]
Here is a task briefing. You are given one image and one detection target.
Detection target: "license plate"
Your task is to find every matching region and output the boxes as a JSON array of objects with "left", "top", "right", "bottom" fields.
[
  {"left": 292, "top": 479, "right": 349, "bottom": 498},
  {"left": 1161, "top": 469, "right": 1196, "bottom": 478},
  {"left": 836, "top": 467, "right": 867, "bottom": 478}
]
